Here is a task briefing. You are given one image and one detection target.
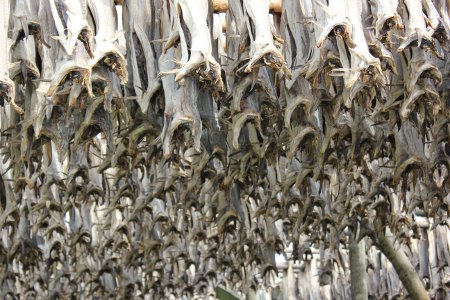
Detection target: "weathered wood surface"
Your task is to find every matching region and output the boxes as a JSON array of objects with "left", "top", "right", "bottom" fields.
[
  {"left": 117, "top": 0, "right": 284, "bottom": 13},
  {"left": 212, "top": 0, "right": 283, "bottom": 13},
  {"left": 0, "top": 0, "right": 449, "bottom": 299}
]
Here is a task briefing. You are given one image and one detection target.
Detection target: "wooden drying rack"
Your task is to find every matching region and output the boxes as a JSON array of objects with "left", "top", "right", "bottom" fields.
[{"left": 114, "top": 0, "right": 282, "bottom": 13}]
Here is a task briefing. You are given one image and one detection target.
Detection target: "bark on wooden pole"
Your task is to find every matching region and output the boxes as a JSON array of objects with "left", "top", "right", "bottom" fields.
[
  {"left": 349, "top": 233, "right": 368, "bottom": 300},
  {"left": 213, "top": 0, "right": 229, "bottom": 12},
  {"left": 116, "top": 0, "right": 282, "bottom": 13},
  {"left": 199, "top": 0, "right": 283, "bottom": 13},
  {"left": 376, "top": 234, "right": 430, "bottom": 300},
  {"left": 269, "top": 0, "right": 281, "bottom": 13}
]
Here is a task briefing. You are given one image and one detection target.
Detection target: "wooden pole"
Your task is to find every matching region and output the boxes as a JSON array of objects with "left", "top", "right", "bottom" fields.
[
  {"left": 270, "top": 0, "right": 282, "bottom": 13},
  {"left": 212, "top": 0, "right": 282, "bottom": 13},
  {"left": 115, "top": 0, "right": 282, "bottom": 13},
  {"left": 213, "top": 0, "right": 229, "bottom": 12}
]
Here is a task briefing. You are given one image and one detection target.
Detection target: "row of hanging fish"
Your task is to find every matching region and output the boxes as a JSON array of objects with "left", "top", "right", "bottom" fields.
[{"left": 0, "top": 0, "right": 449, "bottom": 299}]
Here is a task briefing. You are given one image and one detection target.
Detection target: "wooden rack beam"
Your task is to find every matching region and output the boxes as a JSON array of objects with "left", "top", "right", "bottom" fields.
[
  {"left": 114, "top": 1, "right": 282, "bottom": 13},
  {"left": 213, "top": 0, "right": 282, "bottom": 13}
]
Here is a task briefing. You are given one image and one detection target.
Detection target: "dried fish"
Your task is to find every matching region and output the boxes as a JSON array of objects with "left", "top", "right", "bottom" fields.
[
  {"left": 164, "top": 0, "right": 224, "bottom": 92},
  {"left": 0, "top": 0, "right": 447, "bottom": 299},
  {"left": 124, "top": 0, "right": 160, "bottom": 112},
  {"left": 372, "top": 0, "right": 403, "bottom": 46},
  {"left": 242, "top": 0, "right": 290, "bottom": 76},
  {"left": 0, "top": 0, "right": 23, "bottom": 114},
  {"left": 49, "top": 0, "right": 94, "bottom": 57},
  {"left": 159, "top": 48, "right": 202, "bottom": 157},
  {"left": 87, "top": 0, "right": 127, "bottom": 83}
]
